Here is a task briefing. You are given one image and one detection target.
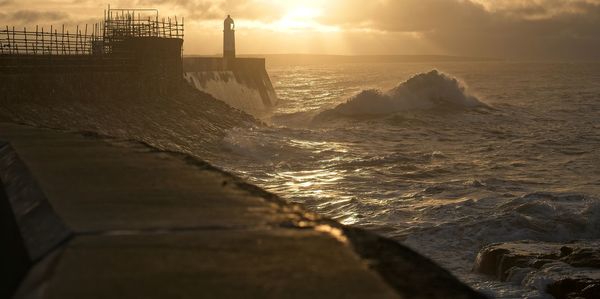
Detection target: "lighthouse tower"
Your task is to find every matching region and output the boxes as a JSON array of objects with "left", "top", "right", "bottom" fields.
[{"left": 223, "top": 15, "right": 236, "bottom": 61}]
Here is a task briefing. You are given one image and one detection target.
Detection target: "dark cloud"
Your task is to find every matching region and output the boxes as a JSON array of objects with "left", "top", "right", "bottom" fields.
[
  {"left": 320, "top": 0, "right": 600, "bottom": 60},
  {"left": 320, "top": 0, "right": 487, "bottom": 32},
  {"left": 135, "top": 0, "right": 283, "bottom": 20},
  {"left": 1, "top": 0, "right": 599, "bottom": 59}
]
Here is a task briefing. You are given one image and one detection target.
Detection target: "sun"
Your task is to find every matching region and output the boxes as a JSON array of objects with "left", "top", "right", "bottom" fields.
[{"left": 275, "top": 6, "right": 339, "bottom": 32}]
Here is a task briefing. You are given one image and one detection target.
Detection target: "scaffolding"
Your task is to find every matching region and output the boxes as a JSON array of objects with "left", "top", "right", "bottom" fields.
[
  {"left": 102, "top": 7, "right": 184, "bottom": 54},
  {"left": 0, "top": 25, "right": 101, "bottom": 55},
  {"left": 0, "top": 6, "right": 184, "bottom": 56}
]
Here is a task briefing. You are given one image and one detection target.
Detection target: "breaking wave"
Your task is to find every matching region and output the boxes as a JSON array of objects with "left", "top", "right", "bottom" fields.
[{"left": 315, "top": 70, "right": 486, "bottom": 120}]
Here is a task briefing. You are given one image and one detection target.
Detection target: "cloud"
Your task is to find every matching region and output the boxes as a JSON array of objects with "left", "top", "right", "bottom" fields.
[
  {"left": 0, "top": 10, "right": 70, "bottom": 24},
  {"left": 0, "top": 0, "right": 599, "bottom": 59},
  {"left": 316, "top": 0, "right": 600, "bottom": 59},
  {"left": 135, "top": 0, "right": 286, "bottom": 20}
]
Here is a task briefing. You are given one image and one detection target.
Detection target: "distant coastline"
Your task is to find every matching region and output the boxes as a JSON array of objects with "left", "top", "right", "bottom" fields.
[{"left": 184, "top": 54, "right": 502, "bottom": 66}]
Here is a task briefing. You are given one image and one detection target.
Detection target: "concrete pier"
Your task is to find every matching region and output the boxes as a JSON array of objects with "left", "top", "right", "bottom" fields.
[
  {"left": 183, "top": 57, "right": 278, "bottom": 115},
  {"left": 1, "top": 122, "right": 484, "bottom": 299}
]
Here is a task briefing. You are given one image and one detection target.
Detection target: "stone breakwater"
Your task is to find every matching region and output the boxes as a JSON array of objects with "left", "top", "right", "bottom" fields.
[
  {"left": 2, "top": 39, "right": 481, "bottom": 297},
  {"left": 1, "top": 122, "right": 485, "bottom": 298}
]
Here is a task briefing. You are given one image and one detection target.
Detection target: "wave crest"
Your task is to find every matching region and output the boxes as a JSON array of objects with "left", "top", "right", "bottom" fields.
[{"left": 316, "top": 70, "right": 485, "bottom": 119}]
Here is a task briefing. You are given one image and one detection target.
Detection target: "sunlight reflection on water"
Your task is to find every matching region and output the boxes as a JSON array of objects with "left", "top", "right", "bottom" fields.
[{"left": 217, "top": 62, "right": 600, "bottom": 298}]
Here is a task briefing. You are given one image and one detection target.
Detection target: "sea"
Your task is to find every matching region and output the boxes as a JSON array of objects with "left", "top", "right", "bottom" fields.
[
  {"left": 4, "top": 60, "right": 600, "bottom": 298},
  {"left": 219, "top": 61, "right": 600, "bottom": 298}
]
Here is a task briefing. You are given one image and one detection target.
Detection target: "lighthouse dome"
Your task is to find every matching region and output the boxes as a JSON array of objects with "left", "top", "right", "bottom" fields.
[{"left": 224, "top": 15, "right": 235, "bottom": 30}]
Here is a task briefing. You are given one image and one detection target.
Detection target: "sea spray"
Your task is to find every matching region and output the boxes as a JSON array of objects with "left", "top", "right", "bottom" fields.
[
  {"left": 4, "top": 61, "right": 599, "bottom": 298},
  {"left": 315, "top": 70, "right": 485, "bottom": 120}
]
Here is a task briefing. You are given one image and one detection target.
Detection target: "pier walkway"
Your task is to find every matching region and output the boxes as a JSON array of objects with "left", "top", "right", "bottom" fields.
[{"left": 0, "top": 122, "right": 482, "bottom": 299}]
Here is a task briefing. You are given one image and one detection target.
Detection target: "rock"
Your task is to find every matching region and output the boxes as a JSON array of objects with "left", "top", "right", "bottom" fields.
[
  {"left": 560, "top": 247, "right": 600, "bottom": 268},
  {"left": 474, "top": 240, "right": 600, "bottom": 299},
  {"left": 474, "top": 241, "right": 559, "bottom": 280},
  {"left": 547, "top": 279, "right": 600, "bottom": 299}
]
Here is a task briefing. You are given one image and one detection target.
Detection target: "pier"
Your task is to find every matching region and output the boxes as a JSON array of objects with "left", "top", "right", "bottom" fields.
[
  {"left": 0, "top": 123, "right": 483, "bottom": 298},
  {"left": 1, "top": 6, "right": 484, "bottom": 299}
]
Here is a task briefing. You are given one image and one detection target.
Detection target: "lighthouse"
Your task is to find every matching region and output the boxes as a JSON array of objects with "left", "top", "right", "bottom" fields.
[{"left": 223, "top": 15, "right": 236, "bottom": 61}]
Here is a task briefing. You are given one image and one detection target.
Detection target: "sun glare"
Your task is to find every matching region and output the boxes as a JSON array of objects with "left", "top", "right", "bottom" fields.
[
  {"left": 275, "top": 6, "right": 339, "bottom": 32},
  {"left": 287, "top": 6, "right": 321, "bottom": 19}
]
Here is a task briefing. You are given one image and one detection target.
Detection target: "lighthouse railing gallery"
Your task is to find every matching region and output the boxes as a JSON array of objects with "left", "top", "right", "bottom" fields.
[{"left": 0, "top": 7, "right": 184, "bottom": 56}]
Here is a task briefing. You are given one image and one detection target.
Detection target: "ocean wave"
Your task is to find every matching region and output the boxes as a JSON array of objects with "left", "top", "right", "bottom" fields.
[
  {"left": 314, "top": 70, "right": 486, "bottom": 120},
  {"left": 401, "top": 192, "right": 600, "bottom": 273}
]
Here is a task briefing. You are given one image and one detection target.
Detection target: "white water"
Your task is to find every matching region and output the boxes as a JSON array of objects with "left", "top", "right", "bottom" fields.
[
  {"left": 184, "top": 71, "right": 277, "bottom": 116},
  {"left": 316, "top": 70, "right": 485, "bottom": 119},
  {"left": 3, "top": 61, "right": 599, "bottom": 298},
  {"left": 216, "top": 62, "right": 600, "bottom": 298}
]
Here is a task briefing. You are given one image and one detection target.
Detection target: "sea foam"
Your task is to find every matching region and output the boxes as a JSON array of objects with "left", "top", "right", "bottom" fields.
[{"left": 316, "top": 70, "right": 485, "bottom": 119}]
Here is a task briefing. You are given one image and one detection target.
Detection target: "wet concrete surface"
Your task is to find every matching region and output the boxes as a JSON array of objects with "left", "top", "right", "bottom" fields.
[{"left": 0, "top": 122, "right": 484, "bottom": 298}]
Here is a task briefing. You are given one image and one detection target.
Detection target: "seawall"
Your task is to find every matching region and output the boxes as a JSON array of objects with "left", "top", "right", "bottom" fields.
[
  {"left": 0, "top": 123, "right": 485, "bottom": 298},
  {"left": 0, "top": 37, "right": 184, "bottom": 98},
  {"left": 0, "top": 37, "right": 257, "bottom": 146},
  {"left": 183, "top": 57, "right": 277, "bottom": 116},
  {"left": 2, "top": 37, "right": 484, "bottom": 298},
  {"left": 1, "top": 43, "right": 276, "bottom": 118}
]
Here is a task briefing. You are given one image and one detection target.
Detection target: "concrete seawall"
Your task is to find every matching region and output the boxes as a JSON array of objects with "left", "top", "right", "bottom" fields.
[
  {"left": 0, "top": 37, "right": 184, "bottom": 98},
  {"left": 0, "top": 122, "right": 485, "bottom": 298},
  {"left": 183, "top": 57, "right": 277, "bottom": 116},
  {"left": 1, "top": 35, "right": 484, "bottom": 298}
]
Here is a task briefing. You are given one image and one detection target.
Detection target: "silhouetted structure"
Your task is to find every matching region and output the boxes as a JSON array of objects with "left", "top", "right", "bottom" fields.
[
  {"left": 1, "top": 6, "right": 184, "bottom": 93},
  {"left": 0, "top": 6, "right": 183, "bottom": 57},
  {"left": 102, "top": 7, "right": 183, "bottom": 55},
  {"left": 223, "top": 15, "right": 236, "bottom": 61},
  {"left": 183, "top": 15, "right": 277, "bottom": 109}
]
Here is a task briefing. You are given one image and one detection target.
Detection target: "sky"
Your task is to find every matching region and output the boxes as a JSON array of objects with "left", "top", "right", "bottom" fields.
[{"left": 1, "top": 0, "right": 600, "bottom": 60}]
